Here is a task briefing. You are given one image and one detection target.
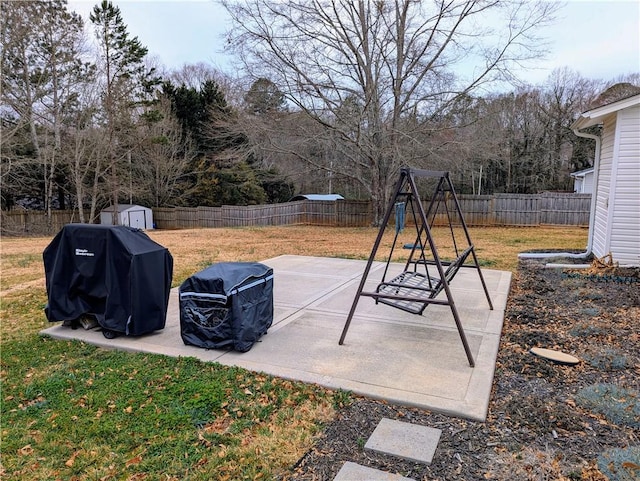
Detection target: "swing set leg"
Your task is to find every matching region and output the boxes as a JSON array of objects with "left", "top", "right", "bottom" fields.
[
  {"left": 449, "top": 301, "right": 475, "bottom": 367},
  {"left": 339, "top": 170, "right": 407, "bottom": 345}
]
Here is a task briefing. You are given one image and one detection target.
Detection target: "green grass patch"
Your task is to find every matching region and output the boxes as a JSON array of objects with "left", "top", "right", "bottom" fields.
[
  {"left": 1, "top": 337, "right": 341, "bottom": 480},
  {"left": 477, "top": 258, "right": 497, "bottom": 267},
  {"left": 0, "top": 289, "right": 49, "bottom": 343},
  {"left": 2, "top": 253, "right": 41, "bottom": 269},
  {"left": 0, "top": 254, "right": 45, "bottom": 290},
  {"left": 196, "top": 258, "right": 217, "bottom": 271},
  {"left": 506, "top": 238, "right": 526, "bottom": 245}
]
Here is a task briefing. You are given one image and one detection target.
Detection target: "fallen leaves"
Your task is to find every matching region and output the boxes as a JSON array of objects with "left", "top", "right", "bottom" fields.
[
  {"left": 65, "top": 450, "right": 81, "bottom": 467},
  {"left": 202, "top": 417, "right": 231, "bottom": 435},
  {"left": 18, "top": 444, "right": 33, "bottom": 456},
  {"left": 125, "top": 455, "right": 142, "bottom": 467}
]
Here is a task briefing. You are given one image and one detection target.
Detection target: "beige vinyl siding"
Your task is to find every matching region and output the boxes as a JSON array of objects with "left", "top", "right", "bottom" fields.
[
  {"left": 609, "top": 105, "right": 640, "bottom": 265},
  {"left": 591, "top": 114, "right": 616, "bottom": 258}
]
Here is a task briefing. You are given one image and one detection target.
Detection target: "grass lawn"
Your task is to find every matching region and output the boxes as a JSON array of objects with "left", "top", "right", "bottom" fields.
[{"left": 1, "top": 225, "right": 588, "bottom": 480}]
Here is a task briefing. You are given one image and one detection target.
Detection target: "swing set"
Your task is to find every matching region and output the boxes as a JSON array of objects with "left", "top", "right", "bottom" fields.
[{"left": 338, "top": 168, "right": 493, "bottom": 367}]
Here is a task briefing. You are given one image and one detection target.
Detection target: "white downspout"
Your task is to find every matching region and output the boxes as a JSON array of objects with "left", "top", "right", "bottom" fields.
[{"left": 517, "top": 128, "right": 601, "bottom": 262}]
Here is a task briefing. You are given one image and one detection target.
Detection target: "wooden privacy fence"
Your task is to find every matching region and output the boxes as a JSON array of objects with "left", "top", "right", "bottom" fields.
[
  {"left": 153, "top": 200, "right": 371, "bottom": 229},
  {"left": 1, "top": 193, "right": 591, "bottom": 235},
  {"left": 0, "top": 209, "right": 77, "bottom": 236},
  {"left": 539, "top": 192, "right": 592, "bottom": 225},
  {"left": 154, "top": 194, "right": 590, "bottom": 229},
  {"left": 440, "top": 192, "right": 592, "bottom": 227}
]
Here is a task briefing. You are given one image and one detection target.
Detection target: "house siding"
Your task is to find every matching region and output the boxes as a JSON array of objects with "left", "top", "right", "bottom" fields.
[
  {"left": 609, "top": 105, "right": 640, "bottom": 265},
  {"left": 591, "top": 114, "right": 615, "bottom": 259}
]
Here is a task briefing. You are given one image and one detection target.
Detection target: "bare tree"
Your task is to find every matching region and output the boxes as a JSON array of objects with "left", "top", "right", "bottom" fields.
[
  {"left": 1, "top": 0, "right": 90, "bottom": 215},
  {"left": 222, "top": 0, "right": 559, "bottom": 223},
  {"left": 133, "top": 96, "right": 195, "bottom": 207},
  {"left": 63, "top": 80, "right": 111, "bottom": 223},
  {"left": 1, "top": 1, "right": 42, "bottom": 209},
  {"left": 539, "top": 68, "right": 601, "bottom": 188},
  {"left": 167, "top": 62, "right": 246, "bottom": 108},
  {"left": 442, "top": 68, "right": 603, "bottom": 194},
  {"left": 169, "top": 62, "right": 222, "bottom": 89}
]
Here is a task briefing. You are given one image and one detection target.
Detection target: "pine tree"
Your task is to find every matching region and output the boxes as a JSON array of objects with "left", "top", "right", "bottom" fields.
[
  {"left": 244, "top": 77, "right": 286, "bottom": 115},
  {"left": 89, "top": 0, "right": 156, "bottom": 218}
]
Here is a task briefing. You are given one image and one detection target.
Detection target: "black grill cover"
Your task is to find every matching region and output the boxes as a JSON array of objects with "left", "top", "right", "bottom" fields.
[
  {"left": 179, "top": 262, "right": 273, "bottom": 352},
  {"left": 43, "top": 224, "right": 173, "bottom": 336}
]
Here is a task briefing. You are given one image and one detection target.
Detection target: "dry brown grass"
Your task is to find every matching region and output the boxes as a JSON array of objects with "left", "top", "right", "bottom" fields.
[
  {"left": 1, "top": 225, "right": 587, "bottom": 341},
  {"left": 147, "top": 225, "right": 588, "bottom": 285},
  {"left": 0, "top": 225, "right": 588, "bottom": 294}
]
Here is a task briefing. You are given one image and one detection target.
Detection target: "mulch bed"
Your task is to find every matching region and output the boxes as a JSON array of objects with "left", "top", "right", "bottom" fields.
[{"left": 282, "top": 260, "right": 640, "bottom": 480}]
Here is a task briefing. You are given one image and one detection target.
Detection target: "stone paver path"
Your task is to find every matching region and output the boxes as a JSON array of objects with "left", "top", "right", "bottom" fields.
[
  {"left": 334, "top": 461, "right": 416, "bottom": 481},
  {"left": 365, "top": 418, "right": 442, "bottom": 464},
  {"left": 333, "top": 418, "right": 443, "bottom": 480}
]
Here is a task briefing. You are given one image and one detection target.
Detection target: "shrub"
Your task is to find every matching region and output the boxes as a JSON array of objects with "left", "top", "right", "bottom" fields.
[
  {"left": 584, "top": 348, "right": 629, "bottom": 371},
  {"left": 597, "top": 446, "right": 640, "bottom": 481},
  {"left": 581, "top": 307, "right": 600, "bottom": 317},
  {"left": 575, "top": 384, "right": 640, "bottom": 428},
  {"left": 569, "top": 322, "right": 604, "bottom": 338}
]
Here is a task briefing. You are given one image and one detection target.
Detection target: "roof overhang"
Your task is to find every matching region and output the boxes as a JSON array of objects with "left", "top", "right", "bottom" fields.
[
  {"left": 571, "top": 94, "right": 640, "bottom": 131},
  {"left": 570, "top": 167, "right": 595, "bottom": 178}
]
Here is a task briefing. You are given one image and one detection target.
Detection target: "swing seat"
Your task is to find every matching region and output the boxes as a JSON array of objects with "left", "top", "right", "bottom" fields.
[{"left": 376, "top": 246, "right": 474, "bottom": 314}]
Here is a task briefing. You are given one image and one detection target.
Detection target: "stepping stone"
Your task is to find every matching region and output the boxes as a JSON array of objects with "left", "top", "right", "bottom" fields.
[
  {"left": 365, "top": 418, "right": 441, "bottom": 465},
  {"left": 334, "top": 461, "right": 416, "bottom": 481},
  {"left": 530, "top": 347, "right": 580, "bottom": 365}
]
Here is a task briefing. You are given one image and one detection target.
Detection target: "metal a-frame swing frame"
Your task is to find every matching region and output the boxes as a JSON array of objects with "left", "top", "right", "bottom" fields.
[{"left": 338, "top": 167, "right": 494, "bottom": 367}]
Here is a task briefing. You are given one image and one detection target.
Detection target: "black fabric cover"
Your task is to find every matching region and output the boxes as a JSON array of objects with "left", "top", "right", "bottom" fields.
[
  {"left": 179, "top": 262, "right": 273, "bottom": 352},
  {"left": 43, "top": 224, "right": 173, "bottom": 336}
]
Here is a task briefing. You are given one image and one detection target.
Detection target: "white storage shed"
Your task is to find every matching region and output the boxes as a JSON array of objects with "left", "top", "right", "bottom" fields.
[
  {"left": 570, "top": 167, "right": 595, "bottom": 194},
  {"left": 100, "top": 204, "right": 154, "bottom": 230},
  {"left": 571, "top": 94, "right": 640, "bottom": 266}
]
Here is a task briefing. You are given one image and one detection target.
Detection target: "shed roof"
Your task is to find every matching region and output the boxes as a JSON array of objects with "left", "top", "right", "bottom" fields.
[
  {"left": 101, "top": 204, "right": 151, "bottom": 213},
  {"left": 289, "top": 194, "right": 345, "bottom": 201},
  {"left": 570, "top": 167, "right": 594, "bottom": 178}
]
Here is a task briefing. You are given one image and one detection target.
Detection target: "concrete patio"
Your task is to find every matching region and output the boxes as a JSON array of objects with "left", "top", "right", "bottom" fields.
[{"left": 41, "top": 255, "right": 511, "bottom": 421}]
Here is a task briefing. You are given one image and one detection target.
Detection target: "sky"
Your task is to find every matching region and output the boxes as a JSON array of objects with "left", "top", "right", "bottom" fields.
[{"left": 68, "top": 0, "right": 640, "bottom": 86}]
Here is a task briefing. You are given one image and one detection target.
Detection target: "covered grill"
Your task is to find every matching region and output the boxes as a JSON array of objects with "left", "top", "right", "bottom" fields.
[
  {"left": 179, "top": 262, "right": 273, "bottom": 352},
  {"left": 43, "top": 224, "right": 173, "bottom": 338}
]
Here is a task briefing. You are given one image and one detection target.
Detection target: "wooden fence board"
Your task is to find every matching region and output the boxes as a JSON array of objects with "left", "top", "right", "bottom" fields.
[
  {"left": 176, "top": 208, "right": 199, "bottom": 229},
  {"left": 198, "top": 206, "right": 222, "bottom": 228}
]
